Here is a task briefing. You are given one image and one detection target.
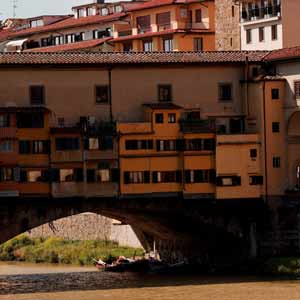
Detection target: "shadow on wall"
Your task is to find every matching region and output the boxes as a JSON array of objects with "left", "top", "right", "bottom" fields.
[{"left": 27, "top": 213, "right": 142, "bottom": 248}]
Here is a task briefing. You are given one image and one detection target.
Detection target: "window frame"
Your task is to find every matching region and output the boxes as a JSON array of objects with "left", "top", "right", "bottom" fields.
[
  {"left": 95, "top": 85, "right": 110, "bottom": 104},
  {"left": 30, "top": 85, "right": 45, "bottom": 105},
  {"left": 218, "top": 82, "right": 233, "bottom": 102},
  {"left": 158, "top": 84, "right": 172, "bottom": 102}
]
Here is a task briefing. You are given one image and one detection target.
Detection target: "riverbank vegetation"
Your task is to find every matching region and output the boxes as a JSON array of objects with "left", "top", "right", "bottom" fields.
[{"left": 0, "top": 235, "right": 143, "bottom": 266}]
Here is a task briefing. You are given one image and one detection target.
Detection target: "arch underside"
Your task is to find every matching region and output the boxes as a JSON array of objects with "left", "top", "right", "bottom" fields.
[{"left": 0, "top": 196, "right": 265, "bottom": 262}]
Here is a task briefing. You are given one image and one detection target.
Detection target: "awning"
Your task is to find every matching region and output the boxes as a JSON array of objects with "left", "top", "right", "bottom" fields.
[{"left": 5, "top": 38, "right": 28, "bottom": 50}]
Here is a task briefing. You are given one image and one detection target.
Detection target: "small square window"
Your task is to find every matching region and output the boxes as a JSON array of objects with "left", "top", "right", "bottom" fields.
[
  {"left": 273, "top": 156, "right": 281, "bottom": 168},
  {"left": 272, "top": 122, "right": 280, "bottom": 133},
  {"left": 155, "top": 113, "right": 164, "bottom": 124},
  {"left": 95, "top": 85, "right": 109, "bottom": 104},
  {"left": 250, "top": 149, "right": 257, "bottom": 159},
  {"left": 168, "top": 113, "right": 176, "bottom": 123},
  {"left": 30, "top": 85, "right": 45, "bottom": 105},
  {"left": 158, "top": 84, "right": 172, "bottom": 102},
  {"left": 219, "top": 83, "right": 232, "bottom": 101},
  {"left": 272, "top": 88, "right": 280, "bottom": 100}
]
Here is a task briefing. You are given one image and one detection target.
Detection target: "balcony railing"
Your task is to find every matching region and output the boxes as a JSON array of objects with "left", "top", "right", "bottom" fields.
[
  {"left": 137, "top": 27, "right": 151, "bottom": 34},
  {"left": 118, "top": 30, "right": 132, "bottom": 37},
  {"left": 241, "top": 5, "right": 281, "bottom": 22},
  {"left": 180, "top": 119, "right": 215, "bottom": 133}
]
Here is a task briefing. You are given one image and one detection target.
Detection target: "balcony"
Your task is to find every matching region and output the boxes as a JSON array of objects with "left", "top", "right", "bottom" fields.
[
  {"left": 52, "top": 182, "right": 118, "bottom": 198},
  {"left": 180, "top": 119, "right": 215, "bottom": 133},
  {"left": 241, "top": 5, "right": 281, "bottom": 23}
]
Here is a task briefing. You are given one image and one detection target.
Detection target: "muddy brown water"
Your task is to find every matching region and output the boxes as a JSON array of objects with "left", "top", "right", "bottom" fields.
[{"left": 0, "top": 262, "right": 300, "bottom": 300}]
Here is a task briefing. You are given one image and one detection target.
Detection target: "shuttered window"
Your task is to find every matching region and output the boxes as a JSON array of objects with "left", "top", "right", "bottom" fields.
[
  {"left": 295, "top": 81, "right": 300, "bottom": 99},
  {"left": 195, "top": 9, "right": 202, "bottom": 23},
  {"left": 156, "top": 12, "right": 171, "bottom": 29},
  {"left": 136, "top": 15, "right": 151, "bottom": 32}
]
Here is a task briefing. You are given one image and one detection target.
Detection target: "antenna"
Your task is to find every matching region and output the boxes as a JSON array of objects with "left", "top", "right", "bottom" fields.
[{"left": 12, "top": 0, "right": 18, "bottom": 18}]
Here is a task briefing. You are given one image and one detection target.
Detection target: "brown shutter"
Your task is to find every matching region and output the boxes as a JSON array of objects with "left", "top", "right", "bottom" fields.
[
  {"left": 136, "top": 15, "right": 150, "bottom": 29},
  {"left": 156, "top": 12, "right": 171, "bottom": 25},
  {"left": 195, "top": 9, "right": 202, "bottom": 23}
]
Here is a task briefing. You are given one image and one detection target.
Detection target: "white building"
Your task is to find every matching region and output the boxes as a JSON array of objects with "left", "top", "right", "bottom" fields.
[{"left": 239, "top": 0, "right": 300, "bottom": 51}]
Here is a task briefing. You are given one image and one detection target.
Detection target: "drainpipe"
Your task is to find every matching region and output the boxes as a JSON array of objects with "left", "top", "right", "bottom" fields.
[
  {"left": 108, "top": 66, "right": 113, "bottom": 122},
  {"left": 245, "top": 55, "right": 249, "bottom": 117},
  {"left": 262, "top": 80, "right": 268, "bottom": 203}
]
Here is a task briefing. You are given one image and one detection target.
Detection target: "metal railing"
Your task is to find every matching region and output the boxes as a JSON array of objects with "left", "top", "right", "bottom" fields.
[{"left": 241, "top": 5, "right": 281, "bottom": 22}]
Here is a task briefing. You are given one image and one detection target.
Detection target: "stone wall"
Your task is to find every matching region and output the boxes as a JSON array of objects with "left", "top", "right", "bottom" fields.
[
  {"left": 215, "top": 0, "right": 241, "bottom": 51},
  {"left": 28, "top": 213, "right": 142, "bottom": 248}
]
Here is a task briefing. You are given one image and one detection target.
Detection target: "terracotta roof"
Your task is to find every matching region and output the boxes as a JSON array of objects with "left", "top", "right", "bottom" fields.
[
  {"left": 127, "top": 0, "right": 203, "bottom": 12},
  {"left": 0, "top": 51, "right": 268, "bottom": 65},
  {"left": 113, "top": 28, "right": 211, "bottom": 42},
  {"left": 23, "top": 38, "right": 112, "bottom": 53},
  {"left": 9, "top": 13, "right": 126, "bottom": 38},
  {"left": 264, "top": 46, "right": 300, "bottom": 62},
  {"left": 143, "top": 103, "right": 183, "bottom": 110}
]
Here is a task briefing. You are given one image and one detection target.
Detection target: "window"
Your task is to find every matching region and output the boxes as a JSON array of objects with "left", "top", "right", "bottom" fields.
[
  {"left": 114, "top": 5, "right": 123, "bottom": 13},
  {"left": 56, "top": 138, "right": 80, "bottom": 151},
  {"left": 143, "top": 39, "right": 153, "bottom": 52},
  {"left": 259, "top": 27, "right": 264, "bottom": 42},
  {"left": 125, "top": 139, "right": 153, "bottom": 150},
  {"left": 219, "top": 83, "right": 232, "bottom": 101},
  {"left": 271, "top": 24, "right": 278, "bottom": 40},
  {"left": 88, "top": 138, "right": 99, "bottom": 150},
  {"left": 271, "top": 88, "right": 280, "bottom": 100},
  {"left": 203, "top": 139, "right": 215, "bottom": 151},
  {"left": 98, "top": 136, "right": 113, "bottom": 150},
  {"left": 168, "top": 113, "right": 176, "bottom": 123},
  {"left": 232, "top": 6, "right": 235, "bottom": 17},
  {"left": 156, "top": 140, "right": 177, "bottom": 151},
  {"left": 272, "top": 122, "right": 280, "bottom": 133},
  {"left": 28, "top": 170, "right": 42, "bottom": 182},
  {"left": 273, "top": 156, "right": 281, "bottom": 168},
  {"left": 136, "top": 15, "right": 151, "bottom": 33},
  {"left": 17, "top": 112, "right": 44, "bottom": 128},
  {"left": 152, "top": 171, "right": 182, "bottom": 183},
  {"left": 32, "top": 140, "right": 49, "bottom": 154},
  {"left": 194, "top": 38, "right": 203, "bottom": 51},
  {"left": 246, "top": 29, "right": 252, "bottom": 44},
  {"left": 163, "top": 37, "right": 173, "bottom": 51},
  {"left": 158, "top": 84, "right": 172, "bottom": 102},
  {"left": 250, "top": 149, "right": 257, "bottom": 159},
  {"left": 95, "top": 85, "right": 109, "bottom": 104},
  {"left": 97, "top": 169, "right": 110, "bottom": 182},
  {"left": 123, "top": 42, "right": 132, "bottom": 52},
  {"left": 0, "top": 167, "right": 14, "bottom": 182},
  {"left": 124, "top": 171, "right": 150, "bottom": 184},
  {"left": 78, "top": 8, "right": 85, "bottom": 17},
  {"left": 294, "top": 81, "right": 300, "bottom": 99},
  {"left": 54, "top": 36, "right": 63, "bottom": 45},
  {"left": 0, "top": 140, "right": 13, "bottom": 152},
  {"left": 216, "top": 176, "right": 241, "bottom": 186},
  {"left": 0, "top": 114, "right": 10, "bottom": 127},
  {"left": 66, "top": 34, "right": 75, "bottom": 44},
  {"left": 155, "top": 113, "right": 164, "bottom": 124},
  {"left": 249, "top": 175, "right": 263, "bottom": 185},
  {"left": 87, "top": 7, "right": 95, "bottom": 16},
  {"left": 185, "top": 111, "right": 200, "bottom": 120},
  {"left": 186, "top": 139, "right": 202, "bottom": 151},
  {"left": 185, "top": 169, "right": 215, "bottom": 183},
  {"left": 30, "top": 19, "right": 43, "bottom": 28},
  {"left": 19, "top": 141, "right": 31, "bottom": 154},
  {"left": 30, "top": 85, "right": 45, "bottom": 105},
  {"left": 60, "top": 169, "right": 74, "bottom": 182},
  {"left": 101, "top": 8, "right": 109, "bottom": 16},
  {"left": 156, "top": 12, "right": 171, "bottom": 30},
  {"left": 195, "top": 9, "right": 202, "bottom": 23}
]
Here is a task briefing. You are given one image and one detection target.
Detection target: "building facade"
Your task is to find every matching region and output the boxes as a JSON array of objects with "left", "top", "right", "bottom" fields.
[
  {"left": 0, "top": 51, "right": 296, "bottom": 202},
  {"left": 238, "top": 0, "right": 300, "bottom": 51},
  {"left": 0, "top": 0, "right": 245, "bottom": 52}
]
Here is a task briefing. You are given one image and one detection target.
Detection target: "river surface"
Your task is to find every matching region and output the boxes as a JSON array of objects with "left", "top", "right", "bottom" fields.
[{"left": 0, "top": 262, "right": 300, "bottom": 300}]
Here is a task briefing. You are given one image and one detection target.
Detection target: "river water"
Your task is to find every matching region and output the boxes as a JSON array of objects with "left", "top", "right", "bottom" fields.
[{"left": 0, "top": 262, "right": 300, "bottom": 300}]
